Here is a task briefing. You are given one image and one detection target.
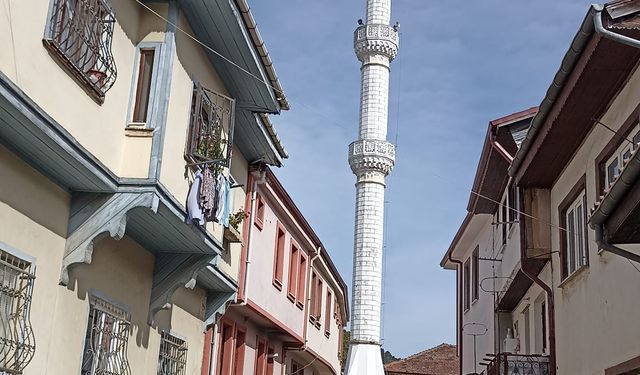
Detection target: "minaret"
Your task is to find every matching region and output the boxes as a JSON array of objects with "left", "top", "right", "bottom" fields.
[{"left": 346, "top": 0, "right": 398, "bottom": 374}]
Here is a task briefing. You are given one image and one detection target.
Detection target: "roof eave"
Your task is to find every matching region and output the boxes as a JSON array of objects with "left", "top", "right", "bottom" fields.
[
  {"left": 508, "top": 6, "right": 597, "bottom": 179},
  {"left": 234, "top": 0, "right": 290, "bottom": 111}
]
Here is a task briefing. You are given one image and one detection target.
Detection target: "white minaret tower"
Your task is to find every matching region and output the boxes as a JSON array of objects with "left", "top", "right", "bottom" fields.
[{"left": 346, "top": 0, "right": 398, "bottom": 373}]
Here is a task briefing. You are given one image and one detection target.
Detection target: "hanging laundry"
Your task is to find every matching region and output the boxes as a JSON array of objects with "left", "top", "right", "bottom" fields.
[
  {"left": 222, "top": 178, "right": 232, "bottom": 228},
  {"left": 201, "top": 167, "right": 217, "bottom": 221},
  {"left": 215, "top": 174, "right": 231, "bottom": 224},
  {"left": 186, "top": 170, "right": 205, "bottom": 225}
]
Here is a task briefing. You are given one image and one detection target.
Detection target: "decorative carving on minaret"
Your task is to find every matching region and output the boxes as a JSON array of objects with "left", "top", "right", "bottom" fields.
[
  {"left": 354, "top": 24, "right": 399, "bottom": 62},
  {"left": 348, "top": 139, "right": 396, "bottom": 177}
]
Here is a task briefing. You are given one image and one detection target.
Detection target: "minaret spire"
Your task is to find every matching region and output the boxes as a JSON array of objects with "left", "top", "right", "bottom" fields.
[{"left": 345, "top": 0, "right": 398, "bottom": 373}]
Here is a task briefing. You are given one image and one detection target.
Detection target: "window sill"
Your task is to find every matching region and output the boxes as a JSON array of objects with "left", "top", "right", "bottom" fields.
[
  {"left": 559, "top": 264, "right": 588, "bottom": 288},
  {"left": 254, "top": 218, "right": 264, "bottom": 231},
  {"left": 125, "top": 124, "right": 154, "bottom": 138},
  {"left": 287, "top": 293, "right": 296, "bottom": 303},
  {"left": 272, "top": 280, "right": 282, "bottom": 291}
]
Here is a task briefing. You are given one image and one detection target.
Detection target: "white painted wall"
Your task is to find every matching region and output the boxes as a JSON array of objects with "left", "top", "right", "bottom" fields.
[{"left": 548, "top": 65, "right": 640, "bottom": 375}]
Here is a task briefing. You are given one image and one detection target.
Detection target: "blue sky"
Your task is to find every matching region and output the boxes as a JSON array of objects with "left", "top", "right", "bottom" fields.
[{"left": 250, "top": 0, "right": 595, "bottom": 358}]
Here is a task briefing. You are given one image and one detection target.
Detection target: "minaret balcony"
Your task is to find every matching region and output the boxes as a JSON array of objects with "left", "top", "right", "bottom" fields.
[
  {"left": 354, "top": 23, "right": 399, "bottom": 61},
  {"left": 348, "top": 139, "right": 395, "bottom": 176}
]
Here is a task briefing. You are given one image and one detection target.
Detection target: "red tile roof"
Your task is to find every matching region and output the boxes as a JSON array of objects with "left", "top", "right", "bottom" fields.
[{"left": 385, "top": 344, "right": 459, "bottom": 375}]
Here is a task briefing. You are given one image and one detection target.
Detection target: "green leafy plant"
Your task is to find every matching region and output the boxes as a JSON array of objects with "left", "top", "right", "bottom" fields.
[{"left": 228, "top": 209, "right": 249, "bottom": 230}]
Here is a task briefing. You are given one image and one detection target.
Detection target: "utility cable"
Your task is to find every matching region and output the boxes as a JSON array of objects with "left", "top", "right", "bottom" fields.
[
  {"left": 134, "top": 0, "right": 359, "bottom": 135},
  {"left": 133, "top": 0, "right": 640, "bottom": 276},
  {"left": 381, "top": 46, "right": 403, "bottom": 347}
]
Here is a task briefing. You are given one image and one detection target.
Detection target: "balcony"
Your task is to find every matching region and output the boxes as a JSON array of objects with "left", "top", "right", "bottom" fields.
[
  {"left": 485, "top": 353, "right": 550, "bottom": 375},
  {"left": 185, "top": 84, "right": 235, "bottom": 171}
]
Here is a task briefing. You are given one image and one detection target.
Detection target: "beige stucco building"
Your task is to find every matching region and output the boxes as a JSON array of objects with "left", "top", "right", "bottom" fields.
[
  {"left": 0, "top": 0, "right": 348, "bottom": 374},
  {"left": 442, "top": 1, "right": 640, "bottom": 374}
]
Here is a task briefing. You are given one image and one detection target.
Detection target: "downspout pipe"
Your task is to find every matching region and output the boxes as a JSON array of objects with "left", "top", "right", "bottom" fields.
[
  {"left": 448, "top": 251, "right": 463, "bottom": 375},
  {"left": 518, "top": 188, "right": 556, "bottom": 375},
  {"left": 238, "top": 168, "right": 267, "bottom": 304},
  {"left": 593, "top": 4, "right": 640, "bottom": 49},
  {"left": 594, "top": 225, "right": 640, "bottom": 263},
  {"left": 286, "top": 247, "right": 321, "bottom": 353}
]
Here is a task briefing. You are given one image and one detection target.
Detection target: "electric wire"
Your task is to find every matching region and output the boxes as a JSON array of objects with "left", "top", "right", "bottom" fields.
[
  {"left": 133, "top": 0, "right": 640, "bottom": 278},
  {"left": 133, "top": 0, "right": 359, "bottom": 135},
  {"left": 133, "top": 0, "right": 283, "bottom": 96},
  {"left": 381, "top": 37, "right": 403, "bottom": 346}
]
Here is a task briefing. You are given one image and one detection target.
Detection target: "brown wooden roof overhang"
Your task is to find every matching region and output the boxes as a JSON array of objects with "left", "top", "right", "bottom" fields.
[
  {"left": 511, "top": 7, "right": 640, "bottom": 187},
  {"left": 497, "top": 260, "right": 546, "bottom": 311},
  {"left": 468, "top": 109, "right": 536, "bottom": 214}
]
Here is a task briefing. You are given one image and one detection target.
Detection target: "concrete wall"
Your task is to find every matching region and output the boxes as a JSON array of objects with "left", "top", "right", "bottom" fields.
[
  {"left": 216, "top": 309, "right": 286, "bottom": 375},
  {"left": 455, "top": 215, "right": 496, "bottom": 374},
  {"left": 228, "top": 179, "right": 345, "bottom": 374},
  {"left": 306, "top": 258, "right": 343, "bottom": 374},
  {"left": 247, "top": 183, "right": 309, "bottom": 338},
  {"left": 456, "top": 199, "right": 552, "bottom": 373},
  {"left": 548, "top": 65, "right": 640, "bottom": 375},
  {"left": 0, "top": 144, "right": 210, "bottom": 374},
  {"left": 0, "top": 0, "right": 248, "bottom": 227}
]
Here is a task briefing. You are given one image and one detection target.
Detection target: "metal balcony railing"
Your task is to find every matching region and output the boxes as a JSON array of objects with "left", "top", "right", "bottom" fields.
[
  {"left": 44, "top": 0, "right": 117, "bottom": 97},
  {"left": 185, "top": 84, "right": 235, "bottom": 171},
  {"left": 485, "top": 353, "right": 550, "bottom": 375}
]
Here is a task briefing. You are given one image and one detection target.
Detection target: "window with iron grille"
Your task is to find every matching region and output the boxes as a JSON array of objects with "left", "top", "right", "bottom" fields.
[
  {"left": 157, "top": 332, "right": 188, "bottom": 375},
  {"left": 44, "top": 0, "right": 117, "bottom": 98},
  {"left": 81, "top": 295, "right": 131, "bottom": 375},
  {"left": 185, "top": 83, "right": 235, "bottom": 171},
  {"left": 0, "top": 249, "right": 36, "bottom": 374}
]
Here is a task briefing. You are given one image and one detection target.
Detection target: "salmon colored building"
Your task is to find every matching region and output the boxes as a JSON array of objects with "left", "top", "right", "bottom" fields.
[{"left": 206, "top": 165, "right": 349, "bottom": 375}]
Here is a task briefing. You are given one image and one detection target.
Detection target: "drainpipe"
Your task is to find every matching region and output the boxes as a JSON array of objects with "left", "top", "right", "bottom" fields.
[
  {"left": 448, "top": 251, "right": 463, "bottom": 375},
  {"left": 238, "top": 168, "right": 267, "bottom": 304},
  {"left": 286, "top": 247, "right": 321, "bottom": 353},
  {"left": 594, "top": 225, "right": 640, "bottom": 263},
  {"left": 282, "top": 247, "right": 321, "bottom": 373},
  {"left": 518, "top": 188, "right": 556, "bottom": 375},
  {"left": 593, "top": 4, "right": 640, "bottom": 49}
]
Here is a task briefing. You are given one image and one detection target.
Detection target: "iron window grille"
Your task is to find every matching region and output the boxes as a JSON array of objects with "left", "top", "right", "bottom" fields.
[
  {"left": 157, "top": 332, "right": 188, "bottom": 375},
  {"left": 0, "top": 250, "right": 36, "bottom": 374},
  {"left": 81, "top": 295, "right": 131, "bottom": 375},
  {"left": 185, "top": 83, "right": 236, "bottom": 171},
  {"left": 44, "top": 0, "right": 117, "bottom": 98}
]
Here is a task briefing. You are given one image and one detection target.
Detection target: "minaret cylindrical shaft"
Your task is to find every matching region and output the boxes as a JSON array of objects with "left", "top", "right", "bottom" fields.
[
  {"left": 359, "top": 64, "right": 390, "bottom": 140},
  {"left": 366, "top": 0, "right": 391, "bottom": 24},
  {"left": 351, "top": 177, "right": 385, "bottom": 343},
  {"left": 346, "top": 1, "right": 398, "bottom": 373}
]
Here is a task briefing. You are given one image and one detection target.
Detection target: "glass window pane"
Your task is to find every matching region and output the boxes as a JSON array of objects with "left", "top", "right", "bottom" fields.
[
  {"left": 576, "top": 204, "right": 584, "bottom": 268},
  {"left": 607, "top": 159, "right": 619, "bottom": 187},
  {"left": 633, "top": 130, "right": 640, "bottom": 146},
  {"left": 568, "top": 210, "right": 576, "bottom": 274}
]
